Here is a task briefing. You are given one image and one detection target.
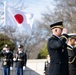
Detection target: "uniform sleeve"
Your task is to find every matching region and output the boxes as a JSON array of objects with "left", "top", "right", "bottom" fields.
[
  {"left": 48, "top": 39, "right": 62, "bottom": 50},
  {"left": 0, "top": 52, "right": 4, "bottom": 56},
  {"left": 60, "top": 34, "right": 69, "bottom": 48},
  {"left": 73, "top": 47, "right": 76, "bottom": 55},
  {"left": 24, "top": 53, "right": 27, "bottom": 67},
  {"left": 60, "top": 34, "right": 69, "bottom": 42},
  {"left": 10, "top": 52, "right": 13, "bottom": 67}
]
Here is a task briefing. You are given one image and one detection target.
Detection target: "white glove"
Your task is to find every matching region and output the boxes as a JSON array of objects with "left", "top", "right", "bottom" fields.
[
  {"left": 23, "top": 66, "right": 26, "bottom": 70},
  {"left": 10, "top": 67, "right": 13, "bottom": 70},
  {"left": 3, "top": 47, "right": 6, "bottom": 50},
  {"left": 13, "top": 58, "right": 16, "bottom": 61}
]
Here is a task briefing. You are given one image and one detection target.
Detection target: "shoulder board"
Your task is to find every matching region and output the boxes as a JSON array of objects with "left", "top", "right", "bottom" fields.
[
  {"left": 48, "top": 36, "right": 55, "bottom": 41},
  {"left": 50, "top": 35, "right": 56, "bottom": 39}
]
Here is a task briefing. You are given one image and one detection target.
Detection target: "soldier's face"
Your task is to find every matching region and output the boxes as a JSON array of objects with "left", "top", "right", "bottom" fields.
[
  {"left": 71, "top": 39, "right": 76, "bottom": 45},
  {"left": 6, "top": 47, "right": 9, "bottom": 50},
  {"left": 69, "top": 38, "right": 76, "bottom": 46},
  {"left": 56, "top": 28, "right": 63, "bottom": 36},
  {"left": 18, "top": 48, "right": 22, "bottom": 51},
  {"left": 18, "top": 48, "right": 21, "bottom": 51}
]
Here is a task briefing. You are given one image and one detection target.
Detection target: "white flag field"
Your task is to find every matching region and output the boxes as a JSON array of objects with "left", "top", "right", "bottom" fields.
[{"left": 4, "top": 6, "right": 34, "bottom": 35}]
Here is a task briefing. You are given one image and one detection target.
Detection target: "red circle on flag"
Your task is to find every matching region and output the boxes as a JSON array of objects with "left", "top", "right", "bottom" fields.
[{"left": 14, "top": 14, "right": 24, "bottom": 24}]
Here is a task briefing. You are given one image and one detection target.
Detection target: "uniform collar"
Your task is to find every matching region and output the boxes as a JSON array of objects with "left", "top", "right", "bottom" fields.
[
  {"left": 67, "top": 44, "right": 73, "bottom": 48},
  {"left": 6, "top": 50, "right": 10, "bottom": 53},
  {"left": 53, "top": 35, "right": 61, "bottom": 39}
]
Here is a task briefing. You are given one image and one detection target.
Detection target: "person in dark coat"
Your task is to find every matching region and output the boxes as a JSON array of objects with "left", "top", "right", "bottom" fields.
[
  {"left": 47, "top": 21, "right": 69, "bottom": 75},
  {"left": 0, "top": 44, "right": 13, "bottom": 75},
  {"left": 13, "top": 45, "right": 27, "bottom": 75},
  {"left": 67, "top": 33, "right": 76, "bottom": 75},
  {"left": 44, "top": 55, "right": 50, "bottom": 75}
]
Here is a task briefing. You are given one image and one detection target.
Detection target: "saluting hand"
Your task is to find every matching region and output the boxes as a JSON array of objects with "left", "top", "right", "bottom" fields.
[{"left": 62, "top": 28, "right": 67, "bottom": 34}]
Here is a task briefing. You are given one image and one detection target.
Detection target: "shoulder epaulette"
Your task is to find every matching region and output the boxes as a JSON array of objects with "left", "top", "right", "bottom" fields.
[
  {"left": 67, "top": 46, "right": 72, "bottom": 51},
  {"left": 48, "top": 36, "right": 54, "bottom": 40}
]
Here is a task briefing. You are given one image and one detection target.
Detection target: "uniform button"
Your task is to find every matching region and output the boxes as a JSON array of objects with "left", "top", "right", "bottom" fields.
[
  {"left": 62, "top": 49, "right": 64, "bottom": 52},
  {"left": 59, "top": 62, "right": 61, "bottom": 64}
]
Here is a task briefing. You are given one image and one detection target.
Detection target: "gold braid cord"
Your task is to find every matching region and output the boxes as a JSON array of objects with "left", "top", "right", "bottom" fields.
[{"left": 69, "top": 56, "right": 76, "bottom": 64}]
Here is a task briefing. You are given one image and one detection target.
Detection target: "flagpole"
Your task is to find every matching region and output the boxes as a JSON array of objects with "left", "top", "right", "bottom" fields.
[
  {"left": 4, "top": 1, "right": 7, "bottom": 45},
  {"left": 4, "top": 1, "right": 7, "bottom": 25}
]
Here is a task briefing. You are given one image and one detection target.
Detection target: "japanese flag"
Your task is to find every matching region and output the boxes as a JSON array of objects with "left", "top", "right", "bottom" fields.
[{"left": 5, "top": 7, "right": 34, "bottom": 34}]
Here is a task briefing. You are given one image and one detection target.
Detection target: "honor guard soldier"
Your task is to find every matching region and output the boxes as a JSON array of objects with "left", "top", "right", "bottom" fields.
[
  {"left": 47, "top": 21, "right": 69, "bottom": 75},
  {"left": 0, "top": 44, "right": 13, "bottom": 75},
  {"left": 14, "top": 45, "right": 27, "bottom": 75},
  {"left": 44, "top": 55, "right": 50, "bottom": 75},
  {"left": 67, "top": 33, "right": 76, "bottom": 75}
]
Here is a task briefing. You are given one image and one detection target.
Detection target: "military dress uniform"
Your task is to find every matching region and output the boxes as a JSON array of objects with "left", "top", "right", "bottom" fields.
[
  {"left": 67, "top": 34, "right": 76, "bottom": 75},
  {"left": 67, "top": 45, "right": 76, "bottom": 75},
  {"left": 15, "top": 45, "right": 27, "bottom": 75},
  {"left": 0, "top": 46, "right": 13, "bottom": 75},
  {"left": 47, "top": 21, "right": 69, "bottom": 75}
]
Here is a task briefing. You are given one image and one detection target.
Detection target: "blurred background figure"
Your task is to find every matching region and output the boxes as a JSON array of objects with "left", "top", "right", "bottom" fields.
[
  {"left": 44, "top": 55, "right": 50, "bottom": 75},
  {"left": 0, "top": 44, "right": 13, "bottom": 75},
  {"left": 13, "top": 44, "right": 27, "bottom": 75},
  {"left": 67, "top": 33, "right": 76, "bottom": 75}
]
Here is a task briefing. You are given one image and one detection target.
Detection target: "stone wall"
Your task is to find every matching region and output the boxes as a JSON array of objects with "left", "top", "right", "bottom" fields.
[{"left": 0, "top": 59, "right": 46, "bottom": 75}]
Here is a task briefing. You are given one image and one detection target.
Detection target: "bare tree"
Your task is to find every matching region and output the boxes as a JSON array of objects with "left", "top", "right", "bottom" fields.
[
  {"left": 39, "top": 0, "right": 76, "bottom": 36},
  {"left": 0, "top": 0, "right": 49, "bottom": 59}
]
